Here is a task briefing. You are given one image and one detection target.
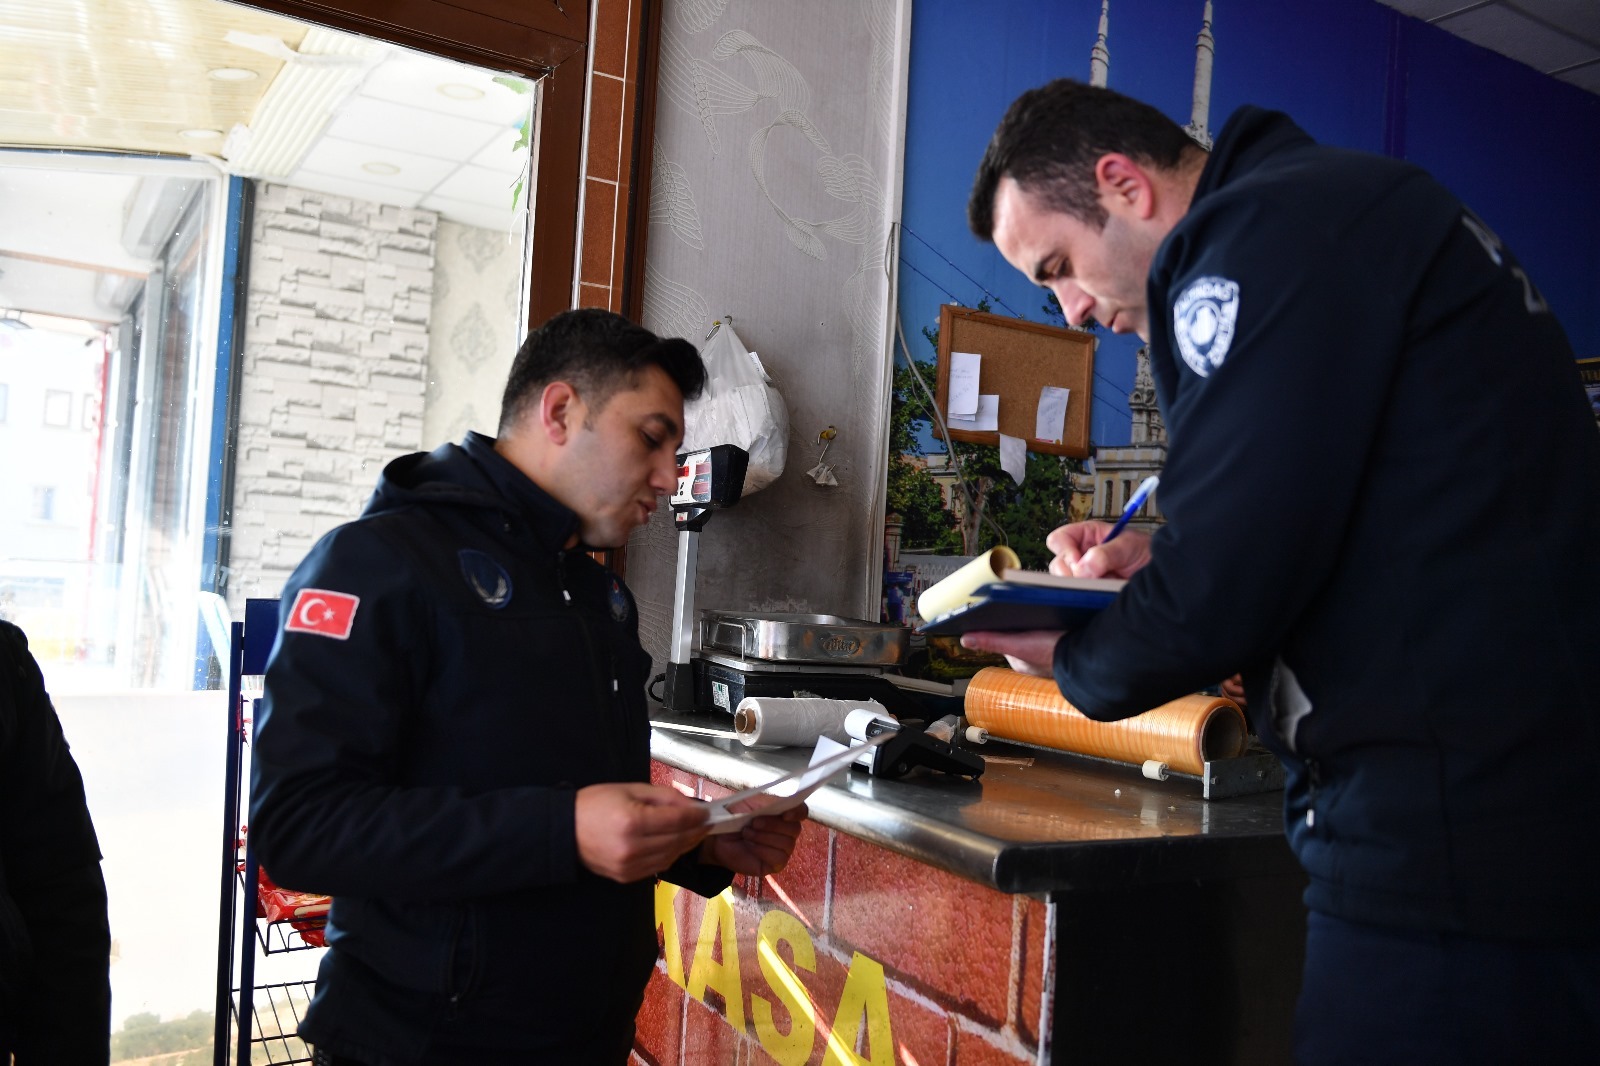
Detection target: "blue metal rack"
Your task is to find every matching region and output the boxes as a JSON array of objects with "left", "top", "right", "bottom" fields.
[{"left": 213, "top": 599, "right": 321, "bottom": 1066}]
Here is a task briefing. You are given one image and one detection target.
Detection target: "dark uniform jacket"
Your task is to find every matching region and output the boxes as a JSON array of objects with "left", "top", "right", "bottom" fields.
[
  {"left": 251, "top": 433, "right": 730, "bottom": 1065},
  {"left": 0, "top": 621, "right": 111, "bottom": 1065},
  {"left": 1054, "top": 107, "right": 1600, "bottom": 941}
]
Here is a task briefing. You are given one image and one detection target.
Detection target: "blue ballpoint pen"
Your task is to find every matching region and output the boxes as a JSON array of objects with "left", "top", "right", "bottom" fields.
[{"left": 1103, "top": 475, "right": 1159, "bottom": 543}]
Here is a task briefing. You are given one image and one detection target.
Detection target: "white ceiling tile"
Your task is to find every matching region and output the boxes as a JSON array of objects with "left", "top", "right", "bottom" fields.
[
  {"left": 1376, "top": 0, "right": 1471, "bottom": 20},
  {"left": 431, "top": 163, "right": 526, "bottom": 211},
  {"left": 1557, "top": 61, "right": 1600, "bottom": 92},
  {"left": 324, "top": 96, "right": 505, "bottom": 162},
  {"left": 471, "top": 128, "right": 533, "bottom": 177},
  {"left": 356, "top": 53, "right": 533, "bottom": 126},
  {"left": 1524, "top": 0, "right": 1600, "bottom": 43},
  {"left": 282, "top": 168, "right": 426, "bottom": 212},
  {"left": 1435, "top": 5, "right": 1600, "bottom": 71},
  {"left": 418, "top": 192, "right": 523, "bottom": 233}
]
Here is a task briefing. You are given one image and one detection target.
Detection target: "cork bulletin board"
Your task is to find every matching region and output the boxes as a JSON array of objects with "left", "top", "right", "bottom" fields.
[{"left": 933, "top": 304, "right": 1097, "bottom": 458}]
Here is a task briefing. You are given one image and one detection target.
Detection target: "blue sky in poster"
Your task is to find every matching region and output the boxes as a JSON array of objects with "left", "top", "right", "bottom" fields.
[{"left": 897, "top": 0, "right": 1600, "bottom": 451}]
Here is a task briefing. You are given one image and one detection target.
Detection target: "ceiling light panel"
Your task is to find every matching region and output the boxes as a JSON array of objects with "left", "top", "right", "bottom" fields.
[
  {"left": 296, "top": 139, "right": 455, "bottom": 192},
  {"left": 357, "top": 54, "right": 531, "bottom": 125}
]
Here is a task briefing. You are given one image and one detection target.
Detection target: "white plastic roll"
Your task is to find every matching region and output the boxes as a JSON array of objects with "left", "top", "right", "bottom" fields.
[
  {"left": 843, "top": 706, "right": 899, "bottom": 741},
  {"left": 733, "top": 697, "right": 889, "bottom": 747},
  {"left": 1141, "top": 759, "right": 1170, "bottom": 781},
  {"left": 915, "top": 545, "right": 1021, "bottom": 623}
]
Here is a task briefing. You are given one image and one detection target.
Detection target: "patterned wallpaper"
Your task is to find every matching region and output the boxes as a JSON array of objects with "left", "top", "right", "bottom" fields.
[
  {"left": 421, "top": 219, "right": 528, "bottom": 449},
  {"left": 627, "top": 0, "right": 912, "bottom": 664}
]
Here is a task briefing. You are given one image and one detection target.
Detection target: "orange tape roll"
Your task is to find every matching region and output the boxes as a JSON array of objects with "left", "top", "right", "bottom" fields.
[{"left": 963, "top": 667, "right": 1247, "bottom": 776}]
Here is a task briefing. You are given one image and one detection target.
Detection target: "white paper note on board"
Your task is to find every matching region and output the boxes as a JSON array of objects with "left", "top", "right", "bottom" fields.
[
  {"left": 948, "top": 351, "right": 981, "bottom": 417},
  {"left": 1000, "top": 432, "right": 1026, "bottom": 484},
  {"left": 1036, "top": 386, "right": 1071, "bottom": 444},
  {"left": 949, "top": 394, "right": 999, "bottom": 432}
]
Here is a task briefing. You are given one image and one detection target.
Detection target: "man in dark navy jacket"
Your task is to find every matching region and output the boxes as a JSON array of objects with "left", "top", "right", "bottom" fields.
[
  {"left": 963, "top": 80, "right": 1600, "bottom": 1063},
  {"left": 251, "top": 310, "right": 805, "bottom": 1065},
  {"left": 0, "top": 621, "right": 111, "bottom": 1066}
]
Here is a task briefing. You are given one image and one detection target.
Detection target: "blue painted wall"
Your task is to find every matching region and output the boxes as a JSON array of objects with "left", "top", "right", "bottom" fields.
[{"left": 898, "top": 0, "right": 1600, "bottom": 448}]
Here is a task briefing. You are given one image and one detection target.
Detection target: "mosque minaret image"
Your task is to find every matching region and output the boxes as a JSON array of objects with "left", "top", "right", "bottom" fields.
[{"left": 1074, "top": 2, "right": 1216, "bottom": 530}]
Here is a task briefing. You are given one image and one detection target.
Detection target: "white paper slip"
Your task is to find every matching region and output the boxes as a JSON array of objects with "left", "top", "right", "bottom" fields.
[
  {"left": 703, "top": 732, "right": 895, "bottom": 834},
  {"left": 999, "top": 432, "right": 1026, "bottom": 484},
  {"left": 948, "top": 351, "right": 981, "bottom": 417},
  {"left": 1035, "top": 386, "right": 1070, "bottom": 444},
  {"left": 949, "top": 393, "right": 999, "bottom": 432}
]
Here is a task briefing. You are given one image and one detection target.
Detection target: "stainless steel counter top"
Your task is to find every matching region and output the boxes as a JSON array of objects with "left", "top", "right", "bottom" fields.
[{"left": 650, "top": 710, "right": 1297, "bottom": 895}]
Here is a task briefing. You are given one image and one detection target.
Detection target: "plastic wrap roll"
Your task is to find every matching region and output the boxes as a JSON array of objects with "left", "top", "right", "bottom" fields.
[
  {"left": 963, "top": 667, "right": 1247, "bottom": 776},
  {"left": 733, "top": 697, "right": 890, "bottom": 747},
  {"left": 916, "top": 546, "right": 1021, "bottom": 623}
]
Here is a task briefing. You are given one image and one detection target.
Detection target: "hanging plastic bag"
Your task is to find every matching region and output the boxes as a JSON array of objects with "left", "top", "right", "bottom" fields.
[{"left": 681, "top": 318, "right": 788, "bottom": 496}]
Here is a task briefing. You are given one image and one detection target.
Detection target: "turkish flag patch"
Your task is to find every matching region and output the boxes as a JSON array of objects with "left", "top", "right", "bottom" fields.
[{"left": 285, "top": 588, "right": 360, "bottom": 640}]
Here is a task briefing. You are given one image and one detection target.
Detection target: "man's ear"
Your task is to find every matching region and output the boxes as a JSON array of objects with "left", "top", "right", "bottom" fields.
[
  {"left": 1094, "top": 153, "right": 1157, "bottom": 220},
  {"left": 538, "top": 381, "right": 581, "bottom": 445}
]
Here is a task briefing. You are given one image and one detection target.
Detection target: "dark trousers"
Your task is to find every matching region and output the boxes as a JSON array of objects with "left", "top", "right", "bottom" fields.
[{"left": 1294, "top": 910, "right": 1600, "bottom": 1065}]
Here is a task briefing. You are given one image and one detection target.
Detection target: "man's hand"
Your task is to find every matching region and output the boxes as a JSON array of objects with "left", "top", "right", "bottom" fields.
[
  {"left": 699, "top": 799, "right": 807, "bottom": 877},
  {"left": 575, "top": 782, "right": 709, "bottom": 884},
  {"left": 1046, "top": 521, "right": 1153, "bottom": 579},
  {"left": 1219, "top": 673, "right": 1248, "bottom": 708},
  {"left": 960, "top": 630, "right": 1063, "bottom": 677}
]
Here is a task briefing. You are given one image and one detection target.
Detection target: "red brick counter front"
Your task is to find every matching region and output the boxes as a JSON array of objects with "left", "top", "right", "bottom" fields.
[{"left": 637, "top": 762, "right": 1053, "bottom": 1066}]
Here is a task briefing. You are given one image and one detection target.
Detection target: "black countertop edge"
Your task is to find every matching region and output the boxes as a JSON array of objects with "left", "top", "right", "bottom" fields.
[{"left": 994, "top": 835, "right": 1303, "bottom": 895}]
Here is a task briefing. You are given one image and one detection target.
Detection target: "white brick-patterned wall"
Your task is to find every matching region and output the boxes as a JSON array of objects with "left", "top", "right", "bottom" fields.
[{"left": 225, "top": 184, "right": 437, "bottom": 612}]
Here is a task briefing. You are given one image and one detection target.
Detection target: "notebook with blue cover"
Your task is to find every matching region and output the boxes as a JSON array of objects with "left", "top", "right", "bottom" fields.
[{"left": 914, "top": 573, "right": 1124, "bottom": 636}]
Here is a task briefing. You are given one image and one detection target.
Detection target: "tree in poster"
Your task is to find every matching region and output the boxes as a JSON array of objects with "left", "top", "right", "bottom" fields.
[{"left": 886, "top": 358, "right": 962, "bottom": 554}]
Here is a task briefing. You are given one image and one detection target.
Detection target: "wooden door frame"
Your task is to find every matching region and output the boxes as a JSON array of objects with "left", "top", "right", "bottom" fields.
[{"left": 229, "top": 0, "right": 591, "bottom": 329}]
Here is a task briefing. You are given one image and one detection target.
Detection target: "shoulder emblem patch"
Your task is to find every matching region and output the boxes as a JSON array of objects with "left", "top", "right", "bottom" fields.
[
  {"left": 1173, "top": 276, "right": 1240, "bottom": 378},
  {"left": 458, "top": 549, "right": 513, "bottom": 609},
  {"left": 285, "top": 588, "right": 360, "bottom": 640},
  {"left": 609, "top": 578, "right": 631, "bottom": 623}
]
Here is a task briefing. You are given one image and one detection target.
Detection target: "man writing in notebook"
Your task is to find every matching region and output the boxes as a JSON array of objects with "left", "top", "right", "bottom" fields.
[{"left": 960, "top": 79, "right": 1600, "bottom": 1063}]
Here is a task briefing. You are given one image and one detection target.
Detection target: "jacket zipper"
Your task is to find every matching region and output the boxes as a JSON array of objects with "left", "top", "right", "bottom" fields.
[
  {"left": 558, "top": 551, "right": 629, "bottom": 773},
  {"left": 1305, "top": 758, "right": 1321, "bottom": 830},
  {"left": 443, "top": 904, "right": 466, "bottom": 1018}
]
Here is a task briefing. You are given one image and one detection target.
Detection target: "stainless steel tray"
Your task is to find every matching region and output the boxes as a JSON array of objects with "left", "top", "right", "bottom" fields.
[{"left": 699, "top": 612, "right": 908, "bottom": 667}]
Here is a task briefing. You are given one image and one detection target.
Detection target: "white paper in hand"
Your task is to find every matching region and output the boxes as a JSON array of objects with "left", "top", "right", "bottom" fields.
[{"left": 703, "top": 733, "right": 893, "bottom": 834}]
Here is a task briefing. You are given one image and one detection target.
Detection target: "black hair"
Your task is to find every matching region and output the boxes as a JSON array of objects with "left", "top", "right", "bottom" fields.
[
  {"left": 497, "top": 308, "right": 706, "bottom": 433},
  {"left": 969, "top": 78, "right": 1197, "bottom": 239}
]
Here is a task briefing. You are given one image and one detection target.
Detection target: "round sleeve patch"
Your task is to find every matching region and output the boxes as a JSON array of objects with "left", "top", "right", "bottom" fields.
[{"left": 1173, "top": 276, "right": 1240, "bottom": 378}]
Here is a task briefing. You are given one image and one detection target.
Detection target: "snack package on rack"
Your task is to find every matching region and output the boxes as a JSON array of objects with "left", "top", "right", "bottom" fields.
[
  {"left": 681, "top": 317, "right": 788, "bottom": 495},
  {"left": 290, "top": 919, "right": 327, "bottom": 948},
  {"left": 254, "top": 864, "right": 331, "bottom": 923}
]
